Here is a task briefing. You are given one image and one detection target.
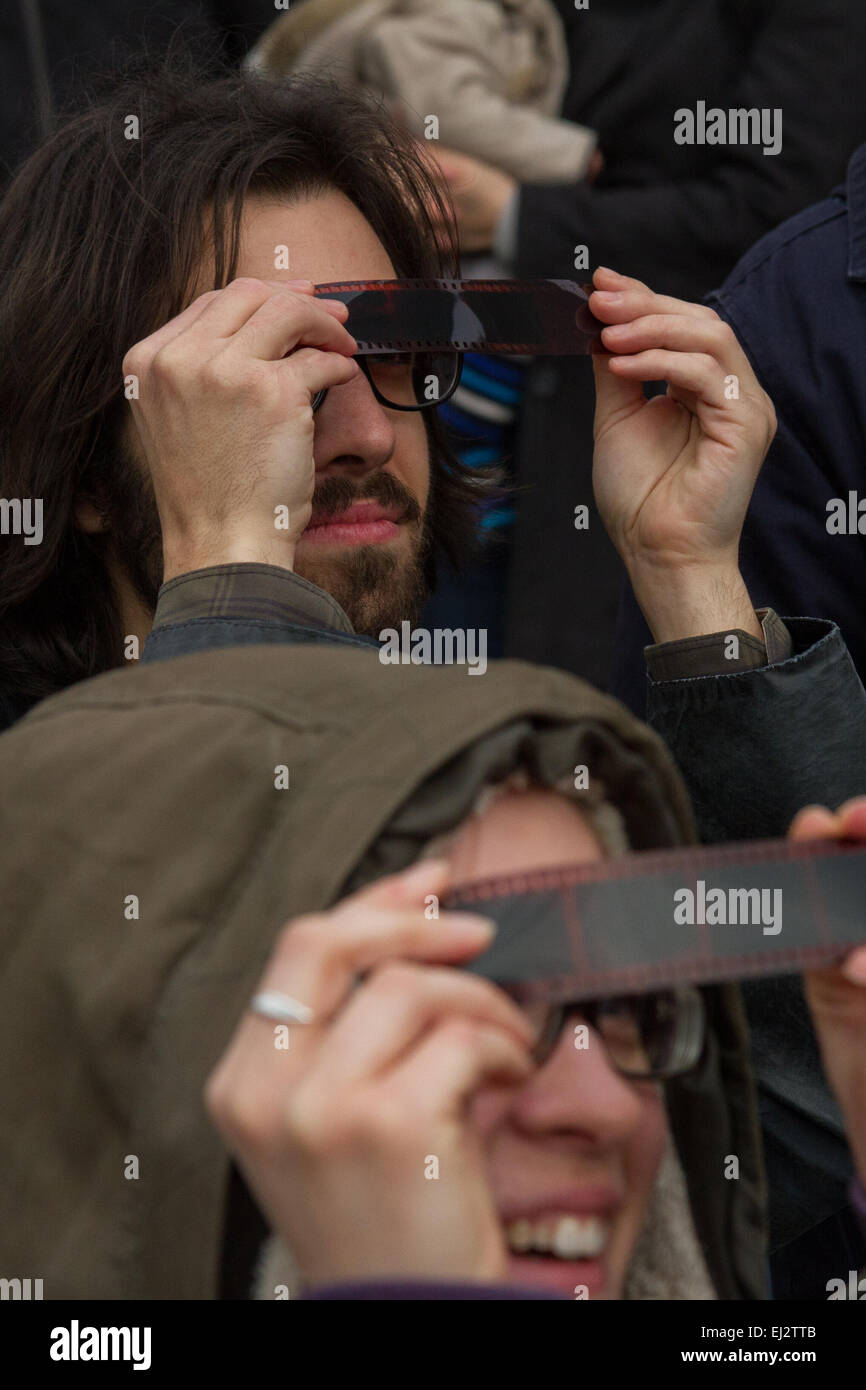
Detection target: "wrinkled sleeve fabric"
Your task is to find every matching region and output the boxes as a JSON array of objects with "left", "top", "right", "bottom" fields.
[
  {"left": 644, "top": 608, "right": 791, "bottom": 683},
  {"left": 646, "top": 618, "right": 866, "bottom": 845},
  {"left": 140, "top": 563, "right": 372, "bottom": 663}
]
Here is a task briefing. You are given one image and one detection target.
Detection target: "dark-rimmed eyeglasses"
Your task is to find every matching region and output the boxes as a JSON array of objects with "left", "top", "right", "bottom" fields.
[
  {"left": 521, "top": 985, "right": 706, "bottom": 1081},
  {"left": 312, "top": 350, "right": 464, "bottom": 413}
]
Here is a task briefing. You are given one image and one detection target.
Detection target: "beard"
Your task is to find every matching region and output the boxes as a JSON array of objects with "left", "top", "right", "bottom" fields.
[
  {"left": 294, "top": 471, "right": 430, "bottom": 635},
  {"left": 107, "top": 455, "right": 432, "bottom": 637}
]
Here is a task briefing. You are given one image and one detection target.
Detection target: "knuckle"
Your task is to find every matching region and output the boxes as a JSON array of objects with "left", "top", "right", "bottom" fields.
[
  {"left": 344, "top": 1095, "right": 411, "bottom": 1149},
  {"left": 206, "top": 1079, "right": 277, "bottom": 1152},
  {"left": 144, "top": 349, "right": 171, "bottom": 384},
  {"left": 713, "top": 320, "right": 738, "bottom": 350},
  {"left": 121, "top": 347, "right": 144, "bottom": 378},
  {"left": 270, "top": 285, "right": 306, "bottom": 309},
  {"left": 202, "top": 1067, "right": 230, "bottom": 1122},
  {"left": 231, "top": 1108, "right": 286, "bottom": 1159},
  {"left": 436, "top": 1016, "right": 487, "bottom": 1050},
  {"left": 637, "top": 314, "right": 673, "bottom": 342},
  {"left": 646, "top": 314, "right": 668, "bottom": 334},
  {"left": 148, "top": 344, "right": 193, "bottom": 386},
  {"left": 283, "top": 1089, "right": 338, "bottom": 1154},
  {"left": 200, "top": 354, "right": 255, "bottom": 395},
  {"left": 468, "top": 974, "right": 513, "bottom": 1014},
  {"left": 228, "top": 276, "right": 268, "bottom": 297}
]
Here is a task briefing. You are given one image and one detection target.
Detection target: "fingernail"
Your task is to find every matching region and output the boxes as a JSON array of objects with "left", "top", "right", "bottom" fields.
[
  {"left": 446, "top": 913, "right": 496, "bottom": 936},
  {"left": 593, "top": 291, "right": 623, "bottom": 304}
]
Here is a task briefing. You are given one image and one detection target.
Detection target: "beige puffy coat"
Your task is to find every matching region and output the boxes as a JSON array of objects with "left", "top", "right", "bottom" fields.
[{"left": 246, "top": 0, "right": 598, "bottom": 183}]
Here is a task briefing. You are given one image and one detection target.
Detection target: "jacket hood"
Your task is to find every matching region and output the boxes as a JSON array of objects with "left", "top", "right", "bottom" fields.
[{"left": 0, "top": 644, "right": 766, "bottom": 1298}]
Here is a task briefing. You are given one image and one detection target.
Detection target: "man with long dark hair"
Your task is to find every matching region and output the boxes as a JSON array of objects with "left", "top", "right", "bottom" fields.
[{"left": 0, "top": 59, "right": 489, "bottom": 726}]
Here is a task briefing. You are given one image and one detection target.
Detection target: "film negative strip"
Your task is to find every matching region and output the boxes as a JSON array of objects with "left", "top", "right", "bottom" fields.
[
  {"left": 313, "top": 278, "right": 602, "bottom": 354},
  {"left": 442, "top": 836, "right": 866, "bottom": 1001}
]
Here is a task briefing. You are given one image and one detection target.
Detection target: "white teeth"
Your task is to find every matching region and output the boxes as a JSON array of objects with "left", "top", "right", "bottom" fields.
[
  {"left": 507, "top": 1219, "right": 533, "bottom": 1253},
  {"left": 506, "top": 1214, "right": 609, "bottom": 1260},
  {"left": 534, "top": 1225, "right": 553, "bottom": 1253},
  {"left": 552, "top": 1215, "right": 607, "bottom": 1259},
  {"left": 551, "top": 1216, "right": 584, "bottom": 1259}
]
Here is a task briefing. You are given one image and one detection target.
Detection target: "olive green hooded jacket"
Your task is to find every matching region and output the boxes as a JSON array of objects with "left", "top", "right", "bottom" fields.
[{"left": 0, "top": 645, "right": 766, "bottom": 1299}]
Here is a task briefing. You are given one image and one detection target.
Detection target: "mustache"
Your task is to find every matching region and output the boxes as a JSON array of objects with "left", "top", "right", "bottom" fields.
[{"left": 310, "top": 471, "right": 422, "bottom": 526}]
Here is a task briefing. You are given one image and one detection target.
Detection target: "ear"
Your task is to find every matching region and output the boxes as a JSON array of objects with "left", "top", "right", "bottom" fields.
[{"left": 73, "top": 498, "right": 108, "bottom": 534}]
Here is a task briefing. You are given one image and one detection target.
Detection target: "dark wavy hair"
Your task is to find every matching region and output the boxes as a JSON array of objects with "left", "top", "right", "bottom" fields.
[{"left": 0, "top": 56, "right": 493, "bottom": 719}]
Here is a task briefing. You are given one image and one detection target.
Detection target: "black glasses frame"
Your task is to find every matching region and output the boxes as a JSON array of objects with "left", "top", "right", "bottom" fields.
[
  {"left": 312, "top": 350, "right": 464, "bottom": 413},
  {"left": 527, "top": 985, "right": 706, "bottom": 1081}
]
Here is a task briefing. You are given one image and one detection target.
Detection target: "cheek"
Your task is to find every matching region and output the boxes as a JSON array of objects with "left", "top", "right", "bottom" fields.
[
  {"left": 393, "top": 417, "right": 430, "bottom": 508},
  {"left": 466, "top": 1086, "right": 514, "bottom": 1141},
  {"left": 624, "top": 1086, "right": 668, "bottom": 1200}
]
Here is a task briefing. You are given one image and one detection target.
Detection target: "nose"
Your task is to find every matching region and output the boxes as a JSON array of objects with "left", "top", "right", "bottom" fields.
[
  {"left": 509, "top": 1017, "right": 647, "bottom": 1148},
  {"left": 312, "top": 366, "right": 396, "bottom": 479}
]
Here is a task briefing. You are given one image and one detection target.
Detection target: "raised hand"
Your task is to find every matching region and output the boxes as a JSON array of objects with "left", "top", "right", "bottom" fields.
[
  {"left": 122, "top": 278, "right": 359, "bottom": 580},
  {"left": 590, "top": 266, "right": 777, "bottom": 644}
]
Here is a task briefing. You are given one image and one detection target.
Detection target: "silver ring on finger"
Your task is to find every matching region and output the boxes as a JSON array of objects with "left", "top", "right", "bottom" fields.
[{"left": 249, "top": 991, "right": 315, "bottom": 1026}]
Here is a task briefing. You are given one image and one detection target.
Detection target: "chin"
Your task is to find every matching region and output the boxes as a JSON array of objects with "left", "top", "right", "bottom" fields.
[{"left": 295, "top": 543, "right": 428, "bottom": 637}]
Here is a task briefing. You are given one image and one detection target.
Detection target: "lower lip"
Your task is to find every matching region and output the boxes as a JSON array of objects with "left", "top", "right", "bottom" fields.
[
  {"left": 300, "top": 518, "right": 401, "bottom": 546},
  {"left": 506, "top": 1255, "right": 607, "bottom": 1297}
]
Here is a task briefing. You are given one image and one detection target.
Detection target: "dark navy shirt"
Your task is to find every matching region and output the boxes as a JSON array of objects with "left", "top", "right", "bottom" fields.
[{"left": 611, "top": 142, "right": 866, "bottom": 716}]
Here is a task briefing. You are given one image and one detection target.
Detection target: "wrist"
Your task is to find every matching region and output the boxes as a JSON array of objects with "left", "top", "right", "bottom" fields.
[
  {"left": 628, "top": 559, "right": 762, "bottom": 646},
  {"left": 162, "top": 531, "right": 297, "bottom": 582}
]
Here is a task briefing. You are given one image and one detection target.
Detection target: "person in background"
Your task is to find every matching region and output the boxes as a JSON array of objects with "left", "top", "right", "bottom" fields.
[
  {"left": 609, "top": 139, "right": 866, "bottom": 1297},
  {"left": 0, "top": 0, "right": 271, "bottom": 183},
  {"left": 427, "top": 0, "right": 866, "bottom": 690}
]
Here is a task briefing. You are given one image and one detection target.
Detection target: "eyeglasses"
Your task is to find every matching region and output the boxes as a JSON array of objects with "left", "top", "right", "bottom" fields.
[
  {"left": 312, "top": 350, "right": 463, "bottom": 413},
  {"left": 521, "top": 985, "right": 706, "bottom": 1081}
]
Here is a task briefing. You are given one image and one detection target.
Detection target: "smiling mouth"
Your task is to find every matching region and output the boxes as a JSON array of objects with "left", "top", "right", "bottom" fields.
[{"left": 505, "top": 1213, "right": 611, "bottom": 1261}]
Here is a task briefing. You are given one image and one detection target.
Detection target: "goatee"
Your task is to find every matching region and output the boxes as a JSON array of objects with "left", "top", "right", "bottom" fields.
[{"left": 108, "top": 460, "right": 431, "bottom": 634}]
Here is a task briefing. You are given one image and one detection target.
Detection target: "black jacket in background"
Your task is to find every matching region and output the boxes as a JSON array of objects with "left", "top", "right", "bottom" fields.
[
  {"left": 504, "top": 0, "right": 866, "bottom": 689},
  {"left": 0, "top": 0, "right": 271, "bottom": 183}
]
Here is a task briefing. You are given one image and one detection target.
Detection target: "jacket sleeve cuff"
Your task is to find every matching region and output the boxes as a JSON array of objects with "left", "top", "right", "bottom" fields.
[
  {"left": 645, "top": 608, "right": 792, "bottom": 682},
  {"left": 150, "top": 563, "right": 355, "bottom": 636}
]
